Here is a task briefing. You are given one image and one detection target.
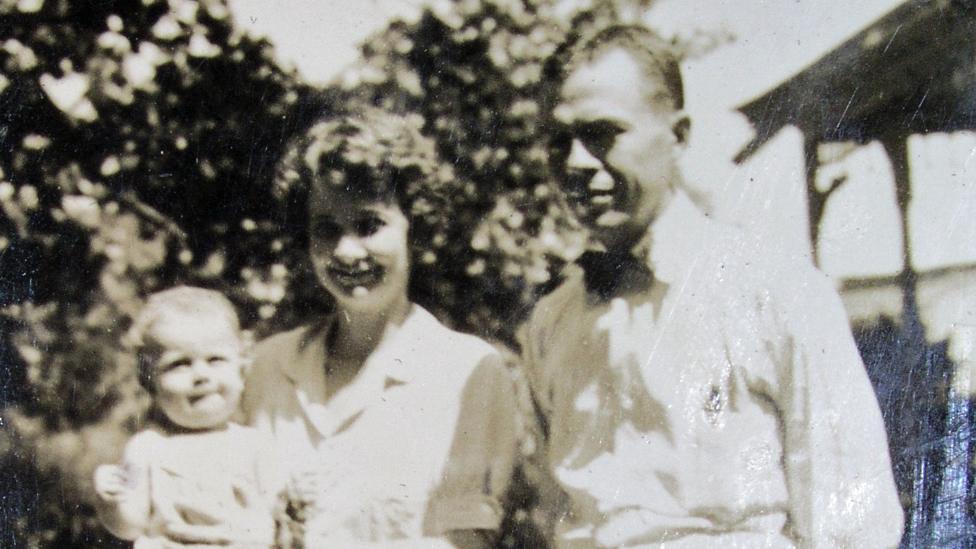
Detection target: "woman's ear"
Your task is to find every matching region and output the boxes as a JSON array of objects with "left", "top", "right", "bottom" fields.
[{"left": 671, "top": 111, "right": 690, "bottom": 145}]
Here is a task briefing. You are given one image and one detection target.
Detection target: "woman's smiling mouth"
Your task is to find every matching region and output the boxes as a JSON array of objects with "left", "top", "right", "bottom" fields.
[{"left": 327, "top": 263, "right": 385, "bottom": 292}]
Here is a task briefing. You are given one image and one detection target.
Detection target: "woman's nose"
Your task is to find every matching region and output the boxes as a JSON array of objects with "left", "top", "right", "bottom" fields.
[{"left": 333, "top": 234, "right": 368, "bottom": 263}]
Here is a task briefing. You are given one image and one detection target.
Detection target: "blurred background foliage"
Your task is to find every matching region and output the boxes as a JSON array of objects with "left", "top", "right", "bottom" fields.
[
  {"left": 0, "top": 0, "right": 308, "bottom": 544},
  {"left": 0, "top": 0, "right": 663, "bottom": 546}
]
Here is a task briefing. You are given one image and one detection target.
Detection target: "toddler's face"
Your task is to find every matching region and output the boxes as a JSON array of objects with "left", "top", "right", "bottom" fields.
[{"left": 144, "top": 311, "right": 246, "bottom": 430}]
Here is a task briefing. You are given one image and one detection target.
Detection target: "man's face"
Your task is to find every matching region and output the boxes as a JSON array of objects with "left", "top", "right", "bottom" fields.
[{"left": 552, "top": 47, "right": 686, "bottom": 251}]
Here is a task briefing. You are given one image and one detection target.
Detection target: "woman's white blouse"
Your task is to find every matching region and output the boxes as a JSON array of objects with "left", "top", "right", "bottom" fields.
[{"left": 242, "top": 305, "right": 517, "bottom": 544}]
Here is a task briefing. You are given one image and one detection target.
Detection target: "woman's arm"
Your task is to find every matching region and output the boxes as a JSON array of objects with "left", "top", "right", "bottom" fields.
[{"left": 423, "top": 353, "right": 520, "bottom": 548}]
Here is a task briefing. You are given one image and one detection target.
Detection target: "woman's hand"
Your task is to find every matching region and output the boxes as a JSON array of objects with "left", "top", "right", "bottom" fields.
[{"left": 158, "top": 477, "right": 275, "bottom": 547}]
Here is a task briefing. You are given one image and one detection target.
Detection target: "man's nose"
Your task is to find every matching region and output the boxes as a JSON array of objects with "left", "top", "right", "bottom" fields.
[
  {"left": 566, "top": 140, "right": 614, "bottom": 191},
  {"left": 333, "top": 234, "right": 368, "bottom": 263},
  {"left": 566, "top": 139, "right": 601, "bottom": 170}
]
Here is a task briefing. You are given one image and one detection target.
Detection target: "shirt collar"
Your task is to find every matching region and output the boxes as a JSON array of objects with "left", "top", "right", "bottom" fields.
[
  {"left": 646, "top": 188, "right": 711, "bottom": 285},
  {"left": 282, "top": 304, "right": 433, "bottom": 387},
  {"left": 576, "top": 190, "right": 707, "bottom": 277},
  {"left": 280, "top": 319, "right": 329, "bottom": 386},
  {"left": 573, "top": 190, "right": 706, "bottom": 300},
  {"left": 374, "top": 304, "right": 437, "bottom": 386}
]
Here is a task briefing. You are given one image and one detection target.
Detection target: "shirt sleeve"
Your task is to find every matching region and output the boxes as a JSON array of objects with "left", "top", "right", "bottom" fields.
[
  {"left": 423, "top": 352, "right": 519, "bottom": 536},
  {"left": 516, "top": 277, "right": 580, "bottom": 428},
  {"left": 770, "top": 269, "right": 904, "bottom": 548},
  {"left": 517, "top": 312, "right": 550, "bottom": 429}
]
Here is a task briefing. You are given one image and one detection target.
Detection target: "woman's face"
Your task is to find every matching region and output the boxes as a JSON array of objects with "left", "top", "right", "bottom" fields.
[{"left": 307, "top": 182, "right": 410, "bottom": 314}]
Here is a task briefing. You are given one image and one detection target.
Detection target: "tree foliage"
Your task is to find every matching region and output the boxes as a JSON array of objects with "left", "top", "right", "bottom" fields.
[{"left": 1, "top": 0, "right": 305, "bottom": 544}]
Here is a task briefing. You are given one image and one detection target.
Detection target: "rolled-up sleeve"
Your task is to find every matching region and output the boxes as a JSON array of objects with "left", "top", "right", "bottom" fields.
[
  {"left": 774, "top": 271, "right": 904, "bottom": 548},
  {"left": 424, "top": 353, "right": 519, "bottom": 535}
]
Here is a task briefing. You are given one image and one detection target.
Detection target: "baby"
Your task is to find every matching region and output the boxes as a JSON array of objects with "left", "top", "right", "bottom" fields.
[{"left": 93, "top": 286, "right": 275, "bottom": 548}]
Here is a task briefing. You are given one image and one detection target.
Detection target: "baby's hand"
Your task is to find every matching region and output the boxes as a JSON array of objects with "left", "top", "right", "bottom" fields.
[{"left": 93, "top": 464, "right": 132, "bottom": 503}]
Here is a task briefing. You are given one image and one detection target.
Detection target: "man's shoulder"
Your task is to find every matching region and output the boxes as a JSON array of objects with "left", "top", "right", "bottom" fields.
[
  {"left": 517, "top": 267, "right": 587, "bottom": 367},
  {"left": 722, "top": 236, "right": 829, "bottom": 296},
  {"left": 708, "top": 229, "right": 842, "bottom": 322},
  {"left": 657, "top": 209, "right": 831, "bottom": 309},
  {"left": 530, "top": 267, "right": 585, "bottom": 323},
  {"left": 690, "top": 217, "right": 813, "bottom": 283}
]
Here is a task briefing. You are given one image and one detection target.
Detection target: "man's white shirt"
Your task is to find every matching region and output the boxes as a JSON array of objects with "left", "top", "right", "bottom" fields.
[{"left": 521, "top": 190, "right": 903, "bottom": 548}]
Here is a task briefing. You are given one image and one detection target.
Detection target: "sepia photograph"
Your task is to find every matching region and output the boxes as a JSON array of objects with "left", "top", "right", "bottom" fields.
[{"left": 0, "top": 0, "right": 973, "bottom": 547}]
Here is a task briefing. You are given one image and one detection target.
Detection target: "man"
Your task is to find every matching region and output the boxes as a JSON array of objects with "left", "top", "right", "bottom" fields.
[{"left": 520, "top": 24, "right": 903, "bottom": 548}]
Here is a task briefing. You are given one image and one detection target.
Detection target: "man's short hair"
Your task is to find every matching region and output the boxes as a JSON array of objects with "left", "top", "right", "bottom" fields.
[
  {"left": 555, "top": 23, "right": 684, "bottom": 111},
  {"left": 126, "top": 286, "right": 241, "bottom": 390}
]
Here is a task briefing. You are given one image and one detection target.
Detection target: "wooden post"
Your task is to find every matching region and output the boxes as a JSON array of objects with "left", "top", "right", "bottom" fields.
[
  {"left": 881, "top": 133, "right": 933, "bottom": 546},
  {"left": 804, "top": 136, "right": 853, "bottom": 267},
  {"left": 803, "top": 136, "right": 822, "bottom": 265},
  {"left": 881, "top": 135, "right": 920, "bottom": 330}
]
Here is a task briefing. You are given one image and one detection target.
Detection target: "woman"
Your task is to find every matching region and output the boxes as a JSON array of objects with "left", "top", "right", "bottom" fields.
[{"left": 242, "top": 107, "right": 518, "bottom": 548}]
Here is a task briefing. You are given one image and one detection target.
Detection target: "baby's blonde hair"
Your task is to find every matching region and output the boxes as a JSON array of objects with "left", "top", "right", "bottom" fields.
[{"left": 126, "top": 286, "right": 242, "bottom": 391}]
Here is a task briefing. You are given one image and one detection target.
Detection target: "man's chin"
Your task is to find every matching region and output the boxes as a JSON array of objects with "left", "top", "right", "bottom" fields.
[
  {"left": 587, "top": 216, "right": 647, "bottom": 252},
  {"left": 594, "top": 210, "right": 630, "bottom": 228},
  {"left": 585, "top": 211, "right": 633, "bottom": 241}
]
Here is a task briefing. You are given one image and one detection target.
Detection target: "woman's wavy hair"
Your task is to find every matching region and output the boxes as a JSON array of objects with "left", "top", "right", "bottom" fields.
[{"left": 273, "top": 104, "right": 456, "bottom": 249}]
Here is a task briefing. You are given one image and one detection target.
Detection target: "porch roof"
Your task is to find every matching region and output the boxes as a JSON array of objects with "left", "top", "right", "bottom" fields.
[{"left": 735, "top": 0, "right": 976, "bottom": 162}]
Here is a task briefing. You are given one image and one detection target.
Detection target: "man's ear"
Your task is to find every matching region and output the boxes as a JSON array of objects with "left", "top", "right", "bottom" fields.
[{"left": 671, "top": 111, "right": 690, "bottom": 145}]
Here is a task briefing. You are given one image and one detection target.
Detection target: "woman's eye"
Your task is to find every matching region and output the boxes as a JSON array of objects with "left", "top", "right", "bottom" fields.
[
  {"left": 354, "top": 215, "right": 383, "bottom": 237},
  {"left": 207, "top": 355, "right": 229, "bottom": 365},
  {"left": 311, "top": 219, "right": 342, "bottom": 240}
]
